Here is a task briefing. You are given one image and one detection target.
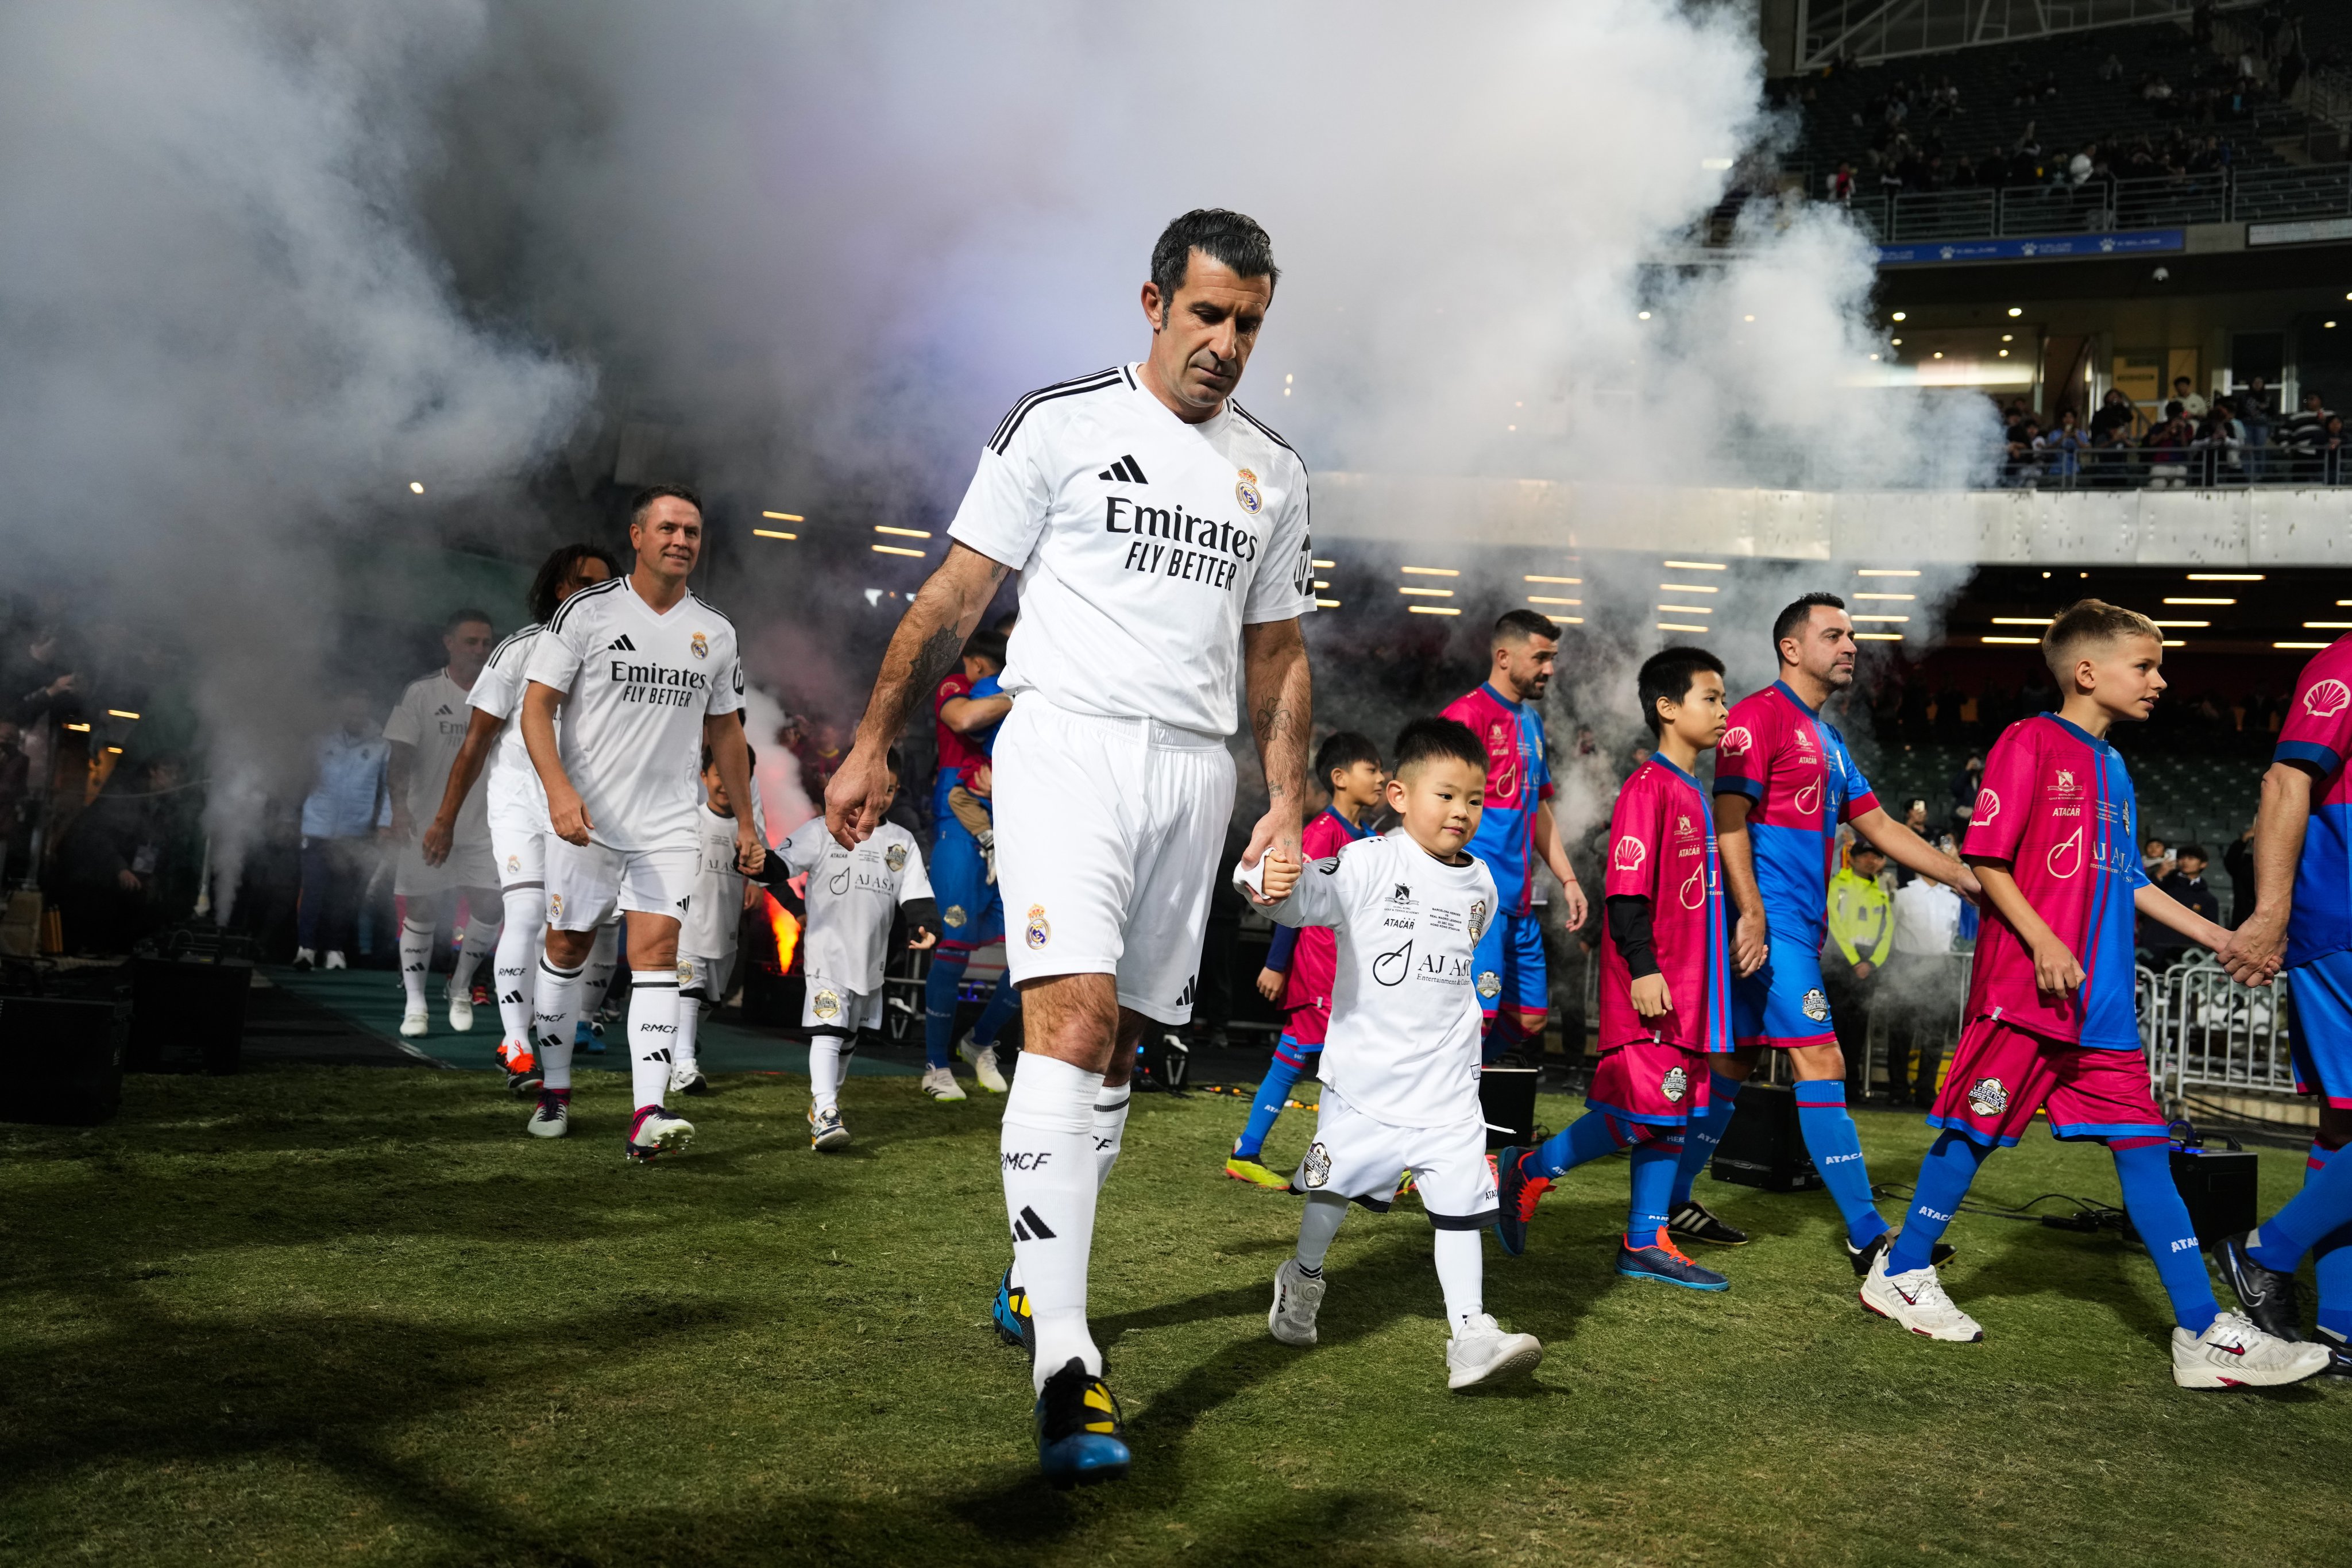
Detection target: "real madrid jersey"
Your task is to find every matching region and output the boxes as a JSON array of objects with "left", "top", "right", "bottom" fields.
[
  {"left": 384, "top": 668, "right": 491, "bottom": 847},
  {"left": 523, "top": 575, "right": 746, "bottom": 853},
  {"left": 469, "top": 625, "right": 550, "bottom": 825},
  {"left": 679, "top": 797, "right": 771, "bottom": 961},
  {"left": 777, "top": 817, "right": 932, "bottom": 994},
  {"left": 945, "top": 364, "right": 1315, "bottom": 737},
  {"left": 1256, "top": 832, "right": 1496, "bottom": 1129}
]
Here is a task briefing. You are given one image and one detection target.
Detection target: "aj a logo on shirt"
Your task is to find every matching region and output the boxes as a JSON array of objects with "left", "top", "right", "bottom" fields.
[{"left": 1374, "top": 939, "right": 1412, "bottom": 986}]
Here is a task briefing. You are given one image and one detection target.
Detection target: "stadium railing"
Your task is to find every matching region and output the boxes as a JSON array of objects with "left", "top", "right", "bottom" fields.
[
  {"left": 1833, "top": 162, "right": 2352, "bottom": 242},
  {"left": 2141, "top": 953, "right": 2305, "bottom": 1123}
]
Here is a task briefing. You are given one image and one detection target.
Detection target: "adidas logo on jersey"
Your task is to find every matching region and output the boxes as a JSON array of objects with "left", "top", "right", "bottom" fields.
[
  {"left": 607, "top": 634, "right": 638, "bottom": 652},
  {"left": 1096, "top": 454, "right": 1149, "bottom": 484},
  {"left": 434, "top": 704, "right": 453, "bottom": 715}
]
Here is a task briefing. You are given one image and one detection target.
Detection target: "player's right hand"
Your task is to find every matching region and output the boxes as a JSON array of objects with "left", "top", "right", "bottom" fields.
[
  {"left": 1733, "top": 910, "right": 1769, "bottom": 978},
  {"left": 824, "top": 741, "right": 891, "bottom": 848},
  {"left": 2218, "top": 909, "right": 2287, "bottom": 985},
  {"left": 1256, "top": 966, "right": 1285, "bottom": 1002},
  {"left": 420, "top": 817, "right": 453, "bottom": 867},
  {"left": 2030, "top": 937, "right": 2084, "bottom": 997},
  {"left": 548, "top": 789, "right": 593, "bottom": 847},
  {"left": 1631, "top": 973, "right": 1672, "bottom": 1019}
]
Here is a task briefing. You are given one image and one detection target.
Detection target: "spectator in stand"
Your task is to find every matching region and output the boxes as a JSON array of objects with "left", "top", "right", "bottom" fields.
[
  {"left": 296, "top": 692, "right": 390, "bottom": 970},
  {"left": 1893, "top": 798, "right": 1933, "bottom": 886},
  {"left": 2240, "top": 376, "right": 2276, "bottom": 476},
  {"left": 2038, "top": 408, "right": 2090, "bottom": 484},
  {"left": 2143, "top": 835, "right": 2175, "bottom": 885},
  {"left": 2145, "top": 844, "right": 2220, "bottom": 969},
  {"left": 1883, "top": 858, "right": 1965, "bottom": 1105},
  {"left": 1829, "top": 162, "right": 1856, "bottom": 203},
  {"left": 2285, "top": 388, "right": 2333, "bottom": 481},
  {"left": 1949, "top": 752, "right": 1984, "bottom": 833},
  {"left": 2223, "top": 821, "right": 2256, "bottom": 929},
  {"left": 1825, "top": 841, "right": 1894, "bottom": 1095},
  {"left": 2173, "top": 376, "right": 2209, "bottom": 420},
  {"left": 2143, "top": 408, "right": 2193, "bottom": 488},
  {"left": 2195, "top": 399, "right": 2245, "bottom": 485},
  {"left": 2003, "top": 418, "right": 2045, "bottom": 488},
  {"left": 2089, "top": 388, "right": 2138, "bottom": 443}
]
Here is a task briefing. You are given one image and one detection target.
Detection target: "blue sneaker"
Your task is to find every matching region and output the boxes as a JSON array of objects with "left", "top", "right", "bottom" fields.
[
  {"left": 1616, "top": 1228, "right": 1729, "bottom": 1291},
  {"left": 577, "top": 1019, "right": 605, "bottom": 1055},
  {"left": 1034, "top": 1357, "right": 1129, "bottom": 1488},
  {"left": 1490, "top": 1147, "right": 1551, "bottom": 1259},
  {"left": 992, "top": 1264, "right": 1034, "bottom": 1356}
]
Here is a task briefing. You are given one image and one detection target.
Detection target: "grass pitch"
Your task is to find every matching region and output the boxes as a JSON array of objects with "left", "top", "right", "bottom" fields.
[{"left": 3, "top": 1064, "right": 2349, "bottom": 1566}]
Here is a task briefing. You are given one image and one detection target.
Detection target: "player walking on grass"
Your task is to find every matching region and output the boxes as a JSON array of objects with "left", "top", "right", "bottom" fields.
[
  {"left": 1253, "top": 718, "right": 1542, "bottom": 1388},
  {"left": 519, "top": 485, "right": 764, "bottom": 1161},
  {"left": 424, "top": 545, "right": 619, "bottom": 1093},
  {"left": 670, "top": 743, "right": 773, "bottom": 1099},
  {"left": 1442, "top": 612, "right": 1590, "bottom": 1061},
  {"left": 1225, "top": 730, "right": 1382, "bottom": 1188},
  {"left": 922, "top": 628, "right": 1018, "bottom": 1101},
  {"left": 1863, "top": 600, "right": 2324, "bottom": 1389},
  {"left": 825, "top": 209, "right": 1315, "bottom": 1487},
  {"left": 385, "top": 609, "right": 504, "bottom": 1041},
  {"left": 1494, "top": 648, "right": 1735, "bottom": 1289},
  {"left": 1701, "top": 593, "right": 1978, "bottom": 1268}
]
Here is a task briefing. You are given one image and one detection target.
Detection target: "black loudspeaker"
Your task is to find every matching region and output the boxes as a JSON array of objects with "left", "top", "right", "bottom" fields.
[
  {"left": 126, "top": 934, "right": 253, "bottom": 1074},
  {"left": 1710, "top": 1082, "right": 1824, "bottom": 1192},
  {"left": 0, "top": 992, "right": 129, "bottom": 1124},
  {"left": 2169, "top": 1146, "right": 2260, "bottom": 1247},
  {"left": 1479, "top": 1065, "right": 1539, "bottom": 1149}
]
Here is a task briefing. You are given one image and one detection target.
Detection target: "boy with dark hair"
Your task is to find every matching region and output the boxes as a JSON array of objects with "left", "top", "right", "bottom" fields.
[
  {"left": 1226, "top": 730, "right": 1386, "bottom": 1187},
  {"left": 1249, "top": 717, "right": 1542, "bottom": 1388},
  {"left": 923, "top": 627, "right": 1018, "bottom": 1101},
  {"left": 1494, "top": 648, "right": 1737, "bottom": 1289},
  {"left": 670, "top": 743, "right": 771, "bottom": 1097},
  {"left": 1864, "top": 601, "right": 2325, "bottom": 1388}
]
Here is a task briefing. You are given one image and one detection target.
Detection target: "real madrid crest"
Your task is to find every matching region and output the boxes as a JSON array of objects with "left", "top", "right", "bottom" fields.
[
  {"left": 1025, "top": 903, "right": 1052, "bottom": 949},
  {"left": 689, "top": 631, "right": 709, "bottom": 659},
  {"left": 1234, "top": 466, "right": 1262, "bottom": 514}
]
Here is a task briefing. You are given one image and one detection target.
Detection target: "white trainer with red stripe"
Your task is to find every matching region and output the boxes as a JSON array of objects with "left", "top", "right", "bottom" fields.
[
  {"left": 1859, "top": 1250, "right": 1983, "bottom": 1342},
  {"left": 2171, "top": 1311, "right": 2331, "bottom": 1389}
]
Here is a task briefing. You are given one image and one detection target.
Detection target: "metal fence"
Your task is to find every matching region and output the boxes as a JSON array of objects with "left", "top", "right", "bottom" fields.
[
  {"left": 1993, "top": 439, "right": 2352, "bottom": 490},
  {"left": 1835, "top": 163, "right": 2352, "bottom": 243},
  {"left": 2142, "top": 955, "right": 2301, "bottom": 1111}
]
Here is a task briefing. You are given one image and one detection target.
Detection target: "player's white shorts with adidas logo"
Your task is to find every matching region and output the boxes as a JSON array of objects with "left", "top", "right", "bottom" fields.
[
  {"left": 543, "top": 835, "right": 699, "bottom": 932},
  {"left": 486, "top": 795, "right": 549, "bottom": 892},
  {"left": 990, "top": 693, "right": 1235, "bottom": 1025},
  {"left": 1293, "top": 1087, "right": 1501, "bottom": 1229},
  {"left": 801, "top": 974, "right": 882, "bottom": 1033},
  {"left": 392, "top": 835, "right": 499, "bottom": 898}
]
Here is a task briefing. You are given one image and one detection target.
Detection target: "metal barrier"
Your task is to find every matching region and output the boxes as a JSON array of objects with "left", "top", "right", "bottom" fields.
[
  {"left": 2143, "top": 954, "right": 2301, "bottom": 1109},
  {"left": 1832, "top": 163, "right": 2352, "bottom": 244}
]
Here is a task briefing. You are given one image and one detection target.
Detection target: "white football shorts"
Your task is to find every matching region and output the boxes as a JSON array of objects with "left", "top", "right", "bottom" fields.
[
  {"left": 990, "top": 694, "right": 1235, "bottom": 1025},
  {"left": 487, "top": 799, "right": 549, "bottom": 892},
  {"left": 393, "top": 835, "right": 500, "bottom": 898},
  {"left": 543, "top": 836, "right": 698, "bottom": 932},
  {"left": 677, "top": 949, "right": 737, "bottom": 1003},
  {"left": 802, "top": 976, "right": 882, "bottom": 1033},
  {"left": 1292, "top": 1088, "right": 1500, "bottom": 1230}
]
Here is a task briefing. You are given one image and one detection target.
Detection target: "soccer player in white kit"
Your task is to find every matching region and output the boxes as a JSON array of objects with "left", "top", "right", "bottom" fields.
[
  {"left": 385, "top": 609, "right": 503, "bottom": 1039},
  {"left": 422, "top": 545, "right": 619, "bottom": 1091},
  {"left": 826, "top": 210, "right": 1315, "bottom": 1486},
  {"left": 520, "top": 485, "right": 764, "bottom": 1161}
]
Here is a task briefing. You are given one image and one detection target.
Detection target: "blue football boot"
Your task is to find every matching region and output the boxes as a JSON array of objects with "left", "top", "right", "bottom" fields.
[{"left": 1034, "top": 1357, "right": 1129, "bottom": 1488}]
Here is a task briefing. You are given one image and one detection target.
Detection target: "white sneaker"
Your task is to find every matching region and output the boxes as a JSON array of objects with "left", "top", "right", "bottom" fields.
[
  {"left": 323, "top": 951, "right": 347, "bottom": 970},
  {"left": 1446, "top": 1313, "right": 1544, "bottom": 1390},
  {"left": 959, "top": 1034, "right": 1009, "bottom": 1094},
  {"left": 526, "top": 1092, "right": 569, "bottom": 1138},
  {"left": 810, "top": 1103, "right": 850, "bottom": 1151},
  {"left": 1268, "top": 1258, "right": 1326, "bottom": 1346},
  {"left": 1859, "top": 1251, "right": 1983, "bottom": 1342},
  {"left": 920, "top": 1065, "right": 968, "bottom": 1102},
  {"left": 627, "top": 1106, "right": 695, "bottom": 1161},
  {"left": 292, "top": 947, "right": 316, "bottom": 971},
  {"left": 446, "top": 987, "right": 474, "bottom": 1033},
  {"left": 2172, "top": 1311, "right": 2332, "bottom": 1389},
  {"left": 399, "top": 1006, "right": 430, "bottom": 1038},
  {"left": 669, "top": 1064, "right": 709, "bottom": 1096}
]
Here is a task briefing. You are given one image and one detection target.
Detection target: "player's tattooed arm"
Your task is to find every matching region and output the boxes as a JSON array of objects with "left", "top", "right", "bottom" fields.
[
  {"left": 1239, "top": 616, "right": 1312, "bottom": 897},
  {"left": 827, "top": 542, "right": 1009, "bottom": 847}
]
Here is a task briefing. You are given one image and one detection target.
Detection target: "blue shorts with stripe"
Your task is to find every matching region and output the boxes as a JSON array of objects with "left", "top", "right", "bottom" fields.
[
  {"left": 929, "top": 813, "right": 1003, "bottom": 953},
  {"left": 1731, "top": 932, "right": 1836, "bottom": 1051}
]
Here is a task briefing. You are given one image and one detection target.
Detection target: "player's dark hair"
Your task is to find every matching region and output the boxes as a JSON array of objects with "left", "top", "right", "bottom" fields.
[
  {"left": 628, "top": 483, "right": 704, "bottom": 528},
  {"left": 1150, "top": 209, "right": 1279, "bottom": 315},
  {"left": 1771, "top": 592, "right": 1846, "bottom": 657},
  {"left": 1493, "top": 608, "right": 1560, "bottom": 646},
  {"left": 2175, "top": 843, "right": 2207, "bottom": 864},
  {"left": 529, "top": 543, "right": 623, "bottom": 623},
  {"left": 1637, "top": 646, "right": 1726, "bottom": 737},
  {"left": 443, "top": 607, "right": 493, "bottom": 635},
  {"left": 700, "top": 743, "right": 758, "bottom": 773},
  {"left": 2042, "top": 597, "right": 2162, "bottom": 682},
  {"left": 963, "top": 628, "right": 1008, "bottom": 669},
  {"left": 1314, "top": 731, "right": 1380, "bottom": 788},
  {"left": 1391, "top": 716, "right": 1485, "bottom": 779}
]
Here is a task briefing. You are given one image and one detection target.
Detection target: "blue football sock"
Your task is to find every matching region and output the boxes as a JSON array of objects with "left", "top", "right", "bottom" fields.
[
  {"left": 2249, "top": 1134, "right": 2352, "bottom": 1273},
  {"left": 921, "top": 950, "right": 969, "bottom": 1070},
  {"left": 2301, "top": 1145, "right": 2352, "bottom": 1341},
  {"left": 1793, "top": 1079, "right": 1888, "bottom": 1248},
  {"left": 2113, "top": 1139, "right": 2219, "bottom": 1336},
  {"left": 1528, "top": 1109, "right": 1632, "bottom": 1179},
  {"left": 1628, "top": 1138, "right": 1680, "bottom": 1239},
  {"left": 1887, "top": 1130, "right": 1992, "bottom": 1275},
  {"left": 1669, "top": 1072, "right": 1743, "bottom": 1208},
  {"left": 1234, "top": 1041, "right": 1311, "bottom": 1160},
  {"left": 968, "top": 975, "right": 1020, "bottom": 1049}
]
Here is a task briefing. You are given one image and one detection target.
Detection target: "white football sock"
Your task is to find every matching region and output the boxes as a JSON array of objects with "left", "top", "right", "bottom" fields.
[
  {"left": 1001, "top": 1051, "right": 1104, "bottom": 1392},
  {"left": 809, "top": 1030, "right": 847, "bottom": 1111},
  {"left": 1434, "top": 1227, "right": 1485, "bottom": 1334},
  {"left": 494, "top": 887, "right": 546, "bottom": 1047},
  {"left": 1295, "top": 1191, "right": 1349, "bottom": 1271},
  {"left": 534, "top": 956, "right": 584, "bottom": 1091},
  {"left": 627, "top": 970, "right": 680, "bottom": 1111},
  {"left": 583, "top": 921, "right": 621, "bottom": 1017},
  {"left": 398, "top": 916, "right": 437, "bottom": 1011},
  {"left": 1092, "top": 1081, "right": 1132, "bottom": 1190},
  {"left": 451, "top": 894, "right": 500, "bottom": 996}
]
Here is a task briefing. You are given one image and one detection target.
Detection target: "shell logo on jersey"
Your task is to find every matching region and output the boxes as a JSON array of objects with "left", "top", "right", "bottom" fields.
[
  {"left": 1373, "top": 939, "right": 1413, "bottom": 987},
  {"left": 812, "top": 988, "right": 841, "bottom": 1022},
  {"left": 2308, "top": 678, "right": 2352, "bottom": 719},
  {"left": 1972, "top": 787, "right": 2000, "bottom": 826},
  {"left": 1476, "top": 970, "right": 1501, "bottom": 999},
  {"left": 1300, "top": 1141, "right": 1332, "bottom": 1188},
  {"left": 1235, "top": 467, "right": 1263, "bottom": 515},
  {"left": 1662, "top": 1065, "right": 1689, "bottom": 1103},
  {"left": 1720, "top": 725, "right": 1754, "bottom": 757},
  {"left": 689, "top": 632, "right": 709, "bottom": 659},
  {"left": 1801, "top": 987, "right": 1830, "bottom": 1022},
  {"left": 1967, "top": 1076, "right": 2008, "bottom": 1117},
  {"left": 944, "top": 905, "right": 968, "bottom": 928},
  {"left": 1025, "top": 905, "right": 1051, "bottom": 949},
  {"left": 1613, "top": 835, "right": 1647, "bottom": 872},
  {"left": 1794, "top": 781, "right": 1821, "bottom": 817},
  {"left": 2046, "top": 824, "right": 2084, "bottom": 879},
  {"left": 885, "top": 843, "right": 908, "bottom": 873}
]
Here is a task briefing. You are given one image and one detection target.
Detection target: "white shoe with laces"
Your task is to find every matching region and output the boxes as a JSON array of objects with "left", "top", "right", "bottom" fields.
[
  {"left": 809, "top": 1103, "right": 850, "bottom": 1150},
  {"left": 1267, "top": 1258, "right": 1326, "bottom": 1347},
  {"left": 1446, "top": 1313, "right": 1543, "bottom": 1390},
  {"left": 1859, "top": 1251, "right": 1983, "bottom": 1342},
  {"left": 2172, "top": 1311, "right": 2332, "bottom": 1388},
  {"left": 399, "top": 1006, "right": 430, "bottom": 1038},
  {"left": 446, "top": 986, "right": 474, "bottom": 1033},
  {"left": 959, "top": 1034, "right": 1009, "bottom": 1094},
  {"left": 920, "top": 1065, "right": 968, "bottom": 1102}
]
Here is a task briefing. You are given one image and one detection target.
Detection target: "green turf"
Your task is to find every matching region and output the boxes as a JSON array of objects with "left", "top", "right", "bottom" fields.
[{"left": 3, "top": 1068, "right": 2348, "bottom": 1566}]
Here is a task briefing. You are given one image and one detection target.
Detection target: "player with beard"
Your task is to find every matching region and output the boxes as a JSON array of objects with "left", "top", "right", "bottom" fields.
[
  {"left": 422, "top": 544, "right": 620, "bottom": 1091},
  {"left": 385, "top": 609, "right": 503, "bottom": 1040},
  {"left": 826, "top": 209, "right": 1315, "bottom": 1486},
  {"left": 1697, "top": 593, "right": 1978, "bottom": 1268}
]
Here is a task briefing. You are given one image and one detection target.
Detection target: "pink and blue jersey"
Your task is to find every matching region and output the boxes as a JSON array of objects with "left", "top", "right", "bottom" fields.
[
  {"left": 1599, "top": 759, "right": 1733, "bottom": 1055},
  {"left": 1960, "top": 714, "right": 2148, "bottom": 1049},
  {"left": 2276, "top": 638, "right": 2352, "bottom": 971},
  {"left": 1442, "top": 683, "right": 1554, "bottom": 917},
  {"left": 1712, "top": 681, "right": 1881, "bottom": 952}
]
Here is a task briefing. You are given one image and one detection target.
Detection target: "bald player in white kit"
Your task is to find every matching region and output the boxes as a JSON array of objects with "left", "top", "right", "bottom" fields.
[{"left": 827, "top": 209, "right": 1315, "bottom": 1488}]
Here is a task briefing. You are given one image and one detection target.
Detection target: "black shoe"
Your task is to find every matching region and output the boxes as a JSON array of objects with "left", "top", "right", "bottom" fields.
[
  {"left": 1034, "top": 1357, "right": 1129, "bottom": 1488},
  {"left": 2214, "top": 1231, "right": 2303, "bottom": 1341},
  {"left": 1849, "top": 1231, "right": 1955, "bottom": 1279},
  {"left": 2318, "top": 1327, "right": 2352, "bottom": 1376},
  {"left": 1667, "top": 1199, "right": 1749, "bottom": 1246},
  {"left": 504, "top": 1066, "right": 543, "bottom": 1096}
]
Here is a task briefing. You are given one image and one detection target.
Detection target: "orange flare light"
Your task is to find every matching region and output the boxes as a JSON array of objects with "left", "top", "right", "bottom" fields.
[{"left": 765, "top": 891, "right": 800, "bottom": 973}]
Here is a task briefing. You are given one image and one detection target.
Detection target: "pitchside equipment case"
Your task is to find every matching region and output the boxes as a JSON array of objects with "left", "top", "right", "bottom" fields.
[
  {"left": 2168, "top": 1138, "right": 2260, "bottom": 1248},
  {"left": 1709, "top": 1082, "right": 1824, "bottom": 1192},
  {"left": 0, "top": 990, "right": 129, "bottom": 1125},
  {"left": 1479, "top": 1065, "right": 1539, "bottom": 1149},
  {"left": 127, "top": 924, "right": 254, "bottom": 1074}
]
